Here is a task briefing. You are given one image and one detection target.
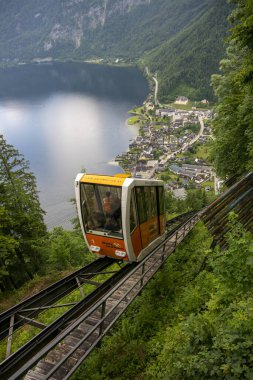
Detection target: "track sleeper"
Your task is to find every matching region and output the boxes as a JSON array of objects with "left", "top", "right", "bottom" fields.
[
  {"left": 85, "top": 317, "right": 100, "bottom": 326},
  {"left": 25, "top": 371, "right": 46, "bottom": 380}
]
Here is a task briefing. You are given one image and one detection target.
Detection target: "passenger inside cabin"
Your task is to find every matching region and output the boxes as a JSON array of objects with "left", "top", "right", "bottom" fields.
[
  {"left": 103, "top": 191, "right": 121, "bottom": 230},
  {"left": 111, "top": 196, "right": 121, "bottom": 227},
  {"left": 103, "top": 191, "right": 113, "bottom": 216}
]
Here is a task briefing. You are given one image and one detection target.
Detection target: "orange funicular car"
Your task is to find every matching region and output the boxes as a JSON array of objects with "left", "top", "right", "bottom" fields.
[{"left": 75, "top": 173, "right": 166, "bottom": 262}]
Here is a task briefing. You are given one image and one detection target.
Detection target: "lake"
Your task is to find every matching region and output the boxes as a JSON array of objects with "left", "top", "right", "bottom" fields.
[{"left": 0, "top": 62, "right": 149, "bottom": 229}]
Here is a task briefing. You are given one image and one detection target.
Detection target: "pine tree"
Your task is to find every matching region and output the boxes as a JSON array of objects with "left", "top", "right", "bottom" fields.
[{"left": 0, "top": 134, "right": 47, "bottom": 290}]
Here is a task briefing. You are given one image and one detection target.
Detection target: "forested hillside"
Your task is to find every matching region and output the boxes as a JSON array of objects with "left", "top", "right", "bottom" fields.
[
  {"left": 142, "top": 0, "right": 231, "bottom": 101},
  {"left": 0, "top": 0, "right": 230, "bottom": 100},
  {"left": 211, "top": 0, "right": 253, "bottom": 177}
]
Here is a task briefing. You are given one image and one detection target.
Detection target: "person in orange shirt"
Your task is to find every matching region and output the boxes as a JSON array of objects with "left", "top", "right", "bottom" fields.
[{"left": 103, "top": 191, "right": 113, "bottom": 216}]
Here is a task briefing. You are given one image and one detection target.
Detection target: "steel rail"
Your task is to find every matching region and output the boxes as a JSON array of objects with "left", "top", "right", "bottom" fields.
[{"left": 166, "top": 210, "right": 196, "bottom": 226}]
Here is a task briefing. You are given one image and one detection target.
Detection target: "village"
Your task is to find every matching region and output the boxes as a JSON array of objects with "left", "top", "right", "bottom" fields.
[{"left": 114, "top": 96, "right": 220, "bottom": 199}]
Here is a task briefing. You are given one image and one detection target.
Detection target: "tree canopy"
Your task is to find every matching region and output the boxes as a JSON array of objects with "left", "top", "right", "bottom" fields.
[
  {"left": 211, "top": 0, "right": 253, "bottom": 177},
  {"left": 0, "top": 134, "right": 47, "bottom": 290}
]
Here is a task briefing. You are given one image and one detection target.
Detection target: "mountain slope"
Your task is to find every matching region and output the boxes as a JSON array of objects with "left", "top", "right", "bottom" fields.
[
  {"left": 0, "top": 0, "right": 231, "bottom": 100},
  {"left": 142, "top": 0, "right": 231, "bottom": 101},
  {"left": 0, "top": 0, "right": 212, "bottom": 60}
]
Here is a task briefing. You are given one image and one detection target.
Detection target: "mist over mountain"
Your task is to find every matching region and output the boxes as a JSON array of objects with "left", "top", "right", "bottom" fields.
[{"left": 0, "top": 0, "right": 231, "bottom": 100}]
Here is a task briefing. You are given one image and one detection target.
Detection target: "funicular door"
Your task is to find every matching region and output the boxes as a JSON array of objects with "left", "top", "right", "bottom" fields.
[
  {"left": 129, "top": 191, "right": 142, "bottom": 257},
  {"left": 135, "top": 186, "right": 159, "bottom": 249},
  {"left": 158, "top": 186, "right": 166, "bottom": 234}
]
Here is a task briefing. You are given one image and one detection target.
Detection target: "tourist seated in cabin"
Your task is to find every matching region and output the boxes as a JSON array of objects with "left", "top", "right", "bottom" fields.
[
  {"left": 103, "top": 191, "right": 122, "bottom": 230},
  {"left": 111, "top": 196, "right": 121, "bottom": 228},
  {"left": 103, "top": 191, "right": 113, "bottom": 216}
]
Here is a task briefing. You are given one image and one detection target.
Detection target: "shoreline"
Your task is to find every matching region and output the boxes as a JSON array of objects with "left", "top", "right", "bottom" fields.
[{"left": 0, "top": 57, "right": 137, "bottom": 70}]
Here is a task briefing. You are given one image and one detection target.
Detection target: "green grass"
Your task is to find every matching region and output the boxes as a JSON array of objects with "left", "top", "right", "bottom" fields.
[
  {"left": 128, "top": 106, "right": 145, "bottom": 115},
  {"left": 0, "top": 270, "right": 74, "bottom": 313},
  {"left": 196, "top": 145, "right": 211, "bottom": 160},
  {"left": 127, "top": 115, "right": 148, "bottom": 126},
  {"left": 200, "top": 180, "right": 214, "bottom": 189},
  {"left": 153, "top": 124, "right": 163, "bottom": 131},
  {"left": 127, "top": 115, "right": 141, "bottom": 125},
  {"left": 166, "top": 102, "right": 209, "bottom": 111}
]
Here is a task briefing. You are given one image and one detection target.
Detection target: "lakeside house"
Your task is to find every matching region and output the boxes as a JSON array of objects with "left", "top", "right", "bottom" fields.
[
  {"left": 156, "top": 108, "right": 175, "bottom": 117},
  {"left": 145, "top": 102, "right": 155, "bottom": 110},
  {"left": 169, "top": 163, "right": 213, "bottom": 182},
  {"left": 175, "top": 96, "right": 189, "bottom": 105}
]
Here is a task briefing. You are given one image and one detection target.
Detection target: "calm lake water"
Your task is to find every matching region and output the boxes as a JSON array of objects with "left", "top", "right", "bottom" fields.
[{"left": 0, "top": 62, "right": 148, "bottom": 229}]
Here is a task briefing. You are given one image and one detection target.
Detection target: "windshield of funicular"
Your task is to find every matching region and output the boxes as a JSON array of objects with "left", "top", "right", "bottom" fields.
[{"left": 80, "top": 183, "right": 122, "bottom": 238}]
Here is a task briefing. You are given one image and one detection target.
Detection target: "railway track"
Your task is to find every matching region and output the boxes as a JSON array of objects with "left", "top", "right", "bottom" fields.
[
  {"left": 166, "top": 210, "right": 196, "bottom": 230},
  {"left": 0, "top": 212, "right": 199, "bottom": 379}
]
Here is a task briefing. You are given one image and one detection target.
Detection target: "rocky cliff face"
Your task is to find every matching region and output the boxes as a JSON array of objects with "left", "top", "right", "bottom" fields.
[
  {"left": 43, "top": 0, "right": 151, "bottom": 53},
  {"left": 0, "top": 0, "right": 153, "bottom": 60}
]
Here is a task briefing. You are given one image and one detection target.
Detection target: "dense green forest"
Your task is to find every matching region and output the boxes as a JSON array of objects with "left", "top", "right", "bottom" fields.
[
  {"left": 0, "top": 0, "right": 230, "bottom": 101},
  {"left": 211, "top": 0, "right": 253, "bottom": 177},
  {"left": 142, "top": 0, "right": 231, "bottom": 101}
]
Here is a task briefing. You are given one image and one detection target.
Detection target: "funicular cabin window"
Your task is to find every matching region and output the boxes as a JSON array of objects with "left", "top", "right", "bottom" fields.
[
  {"left": 148, "top": 187, "right": 158, "bottom": 219},
  {"left": 135, "top": 187, "right": 147, "bottom": 224},
  {"left": 158, "top": 186, "right": 165, "bottom": 234},
  {"left": 146, "top": 186, "right": 159, "bottom": 237},
  {"left": 130, "top": 193, "right": 138, "bottom": 233},
  {"left": 158, "top": 186, "right": 165, "bottom": 216},
  {"left": 136, "top": 186, "right": 159, "bottom": 222},
  {"left": 80, "top": 183, "right": 123, "bottom": 238},
  {"left": 135, "top": 186, "right": 160, "bottom": 247}
]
